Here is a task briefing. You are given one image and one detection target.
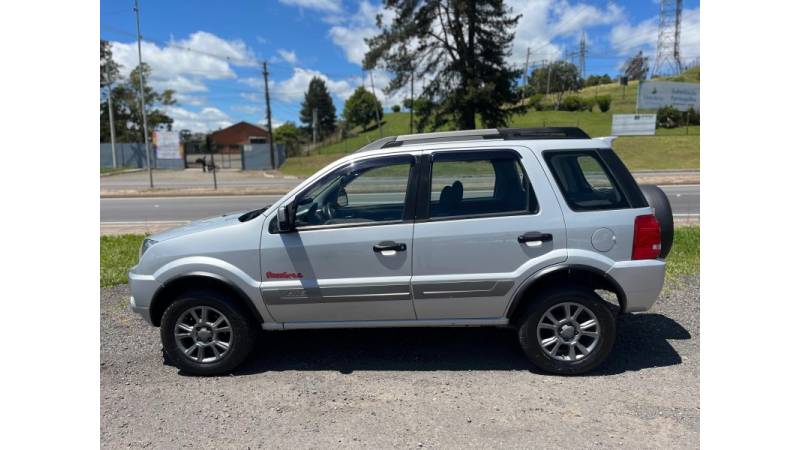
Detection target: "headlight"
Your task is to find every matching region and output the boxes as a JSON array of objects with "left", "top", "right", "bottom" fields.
[{"left": 140, "top": 238, "right": 157, "bottom": 258}]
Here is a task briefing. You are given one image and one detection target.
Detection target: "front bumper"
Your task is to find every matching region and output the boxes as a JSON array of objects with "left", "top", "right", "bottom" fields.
[
  {"left": 606, "top": 259, "right": 666, "bottom": 313},
  {"left": 128, "top": 271, "right": 162, "bottom": 325}
]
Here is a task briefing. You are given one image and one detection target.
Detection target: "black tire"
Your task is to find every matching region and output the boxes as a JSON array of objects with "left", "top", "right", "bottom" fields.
[
  {"left": 160, "top": 289, "right": 257, "bottom": 376},
  {"left": 639, "top": 184, "right": 674, "bottom": 258},
  {"left": 517, "top": 287, "right": 616, "bottom": 375}
]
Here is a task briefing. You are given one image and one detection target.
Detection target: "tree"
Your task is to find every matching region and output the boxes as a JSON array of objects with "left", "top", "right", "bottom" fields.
[
  {"left": 528, "top": 61, "right": 581, "bottom": 109},
  {"left": 584, "top": 74, "right": 612, "bottom": 87},
  {"left": 623, "top": 51, "right": 649, "bottom": 81},
  {"left": 343, "top": 86, "right": 383, "bottom": 130},
  {"left": 100, "top": 40, "right": 120, "bottom": 87},
  {"left": 100, "top": 63, "right": 176, "bottom": 142},
  {"left": 299, "top": 77, "right": 337, "bottom": 138},
  {"left": 391, "top": 104, "right": 401, "bottom": 113},
  {"left": 364, "top": 0, "right": 524, "bottom": 130},
  {"left": 273, "top": 122, "right": 304, "bottom": 157}
]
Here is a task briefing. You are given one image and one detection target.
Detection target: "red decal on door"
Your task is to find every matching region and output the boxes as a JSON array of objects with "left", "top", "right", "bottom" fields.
[{"left": 266, "top": 271, "right": 304, "bottom": 279}]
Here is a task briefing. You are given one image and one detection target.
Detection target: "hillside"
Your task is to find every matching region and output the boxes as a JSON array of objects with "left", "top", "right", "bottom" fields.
[{"left": 280, "top": 68, "right": 700, "bottom": 177}]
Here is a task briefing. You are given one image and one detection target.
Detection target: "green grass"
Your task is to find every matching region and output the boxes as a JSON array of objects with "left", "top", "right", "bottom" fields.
[
  {"left": 665, "top": 226, "right": 700, "bottom": 282},
  {"left": 101, "top": 234, "right": 145, "bottom": 287}
]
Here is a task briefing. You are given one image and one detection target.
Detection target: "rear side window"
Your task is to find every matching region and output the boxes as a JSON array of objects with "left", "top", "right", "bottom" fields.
[
  {"left": 544, "top": 151, "right": 629, "bottom": 211},
  {"left": 429, "top": 151, "right": 538, "bottom": 220}
]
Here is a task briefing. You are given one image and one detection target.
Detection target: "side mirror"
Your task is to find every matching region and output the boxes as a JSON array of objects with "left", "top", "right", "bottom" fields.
[
  {"left": 276, "top": 203, "right": 296, "bottom": 232},
  {"left": 336, "top": 187, "right": 349, "bottom": 207}
]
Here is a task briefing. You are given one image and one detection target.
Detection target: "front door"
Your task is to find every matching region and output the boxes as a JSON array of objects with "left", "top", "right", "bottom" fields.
[
  {"left": 260, "top": 153, "right": 420, "bottom": 323},
  {"left": 410, "top": 147, "right": 568, "bottom": 319}
]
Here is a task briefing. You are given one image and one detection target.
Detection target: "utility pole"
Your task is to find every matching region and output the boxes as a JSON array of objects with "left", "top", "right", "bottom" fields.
[
  {"left": 369, "top": 70, "right": 383, "bottom": 137},
  {"left": 105, "top": 63, "right": 117, "bottom": 169},
  {"left": 409, "top": 68, "right": 414, "bottom": 134},
  {"left": 522, "top": 47, "right": 531, "bottom": 86},
  {"left": 134, "top": 0, "right": 153, "bottom": 188},
  {"left": 579, "top": 32, "right": 587, "bottom": 79},
  {"left": 262, "top": 61, "right": 276, "bottom": 169}
]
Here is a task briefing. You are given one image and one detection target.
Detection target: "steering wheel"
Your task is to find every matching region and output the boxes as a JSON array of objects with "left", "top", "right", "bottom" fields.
[{"left": 321, "top": 201, "right": 336, "bottom": 223}]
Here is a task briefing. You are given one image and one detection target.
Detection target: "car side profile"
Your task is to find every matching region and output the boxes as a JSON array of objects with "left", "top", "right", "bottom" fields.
[{"left": 128, "top": 127, "right": 671, "bottom": 375}]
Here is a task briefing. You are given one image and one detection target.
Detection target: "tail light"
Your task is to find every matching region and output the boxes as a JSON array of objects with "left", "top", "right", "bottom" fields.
[{"left": 632, "top": 214, "right": 662, "bottom": 260}]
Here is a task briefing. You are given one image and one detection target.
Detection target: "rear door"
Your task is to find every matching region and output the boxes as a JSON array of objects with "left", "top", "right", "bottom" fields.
[
  {"left": 410, "top": 147, "right": 567, "bottom": 319},
  {"left": 260, "top": 153, "right": 420, "bottom": 324}
]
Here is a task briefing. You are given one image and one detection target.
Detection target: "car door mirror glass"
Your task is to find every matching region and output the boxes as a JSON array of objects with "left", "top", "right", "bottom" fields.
[{"left": 276, "top": 204, "right": 296, "bottom": 232}]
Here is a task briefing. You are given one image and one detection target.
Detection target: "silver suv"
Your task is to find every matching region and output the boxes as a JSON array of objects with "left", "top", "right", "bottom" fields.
[{"left": 129, "top": 128, "right": 672, "bottom": 375}]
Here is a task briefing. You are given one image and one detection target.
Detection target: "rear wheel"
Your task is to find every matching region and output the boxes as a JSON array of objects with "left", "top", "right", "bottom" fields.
[
  {"left": 160, "top": 290, "right": 257, "bottom": 375},
  {"left": 517, "top": 287, "right": 616, "bottom": 375}
]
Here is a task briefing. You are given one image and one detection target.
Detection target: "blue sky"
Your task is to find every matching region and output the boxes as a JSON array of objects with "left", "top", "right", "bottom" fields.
[{"left": 100, "top": 0, "right": 699, "bottom": 132}]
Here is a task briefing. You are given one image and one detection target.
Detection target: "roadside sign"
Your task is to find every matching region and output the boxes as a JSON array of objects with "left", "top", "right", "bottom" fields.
[
  {"left": 612, "top": 114, "right": 657, "bottom": 136},
  {"left": 637, "top": 81, "right": 699, "bottom": 111},
  {"left": 153, "top": 130, "right": 182, "bottom": 159}
]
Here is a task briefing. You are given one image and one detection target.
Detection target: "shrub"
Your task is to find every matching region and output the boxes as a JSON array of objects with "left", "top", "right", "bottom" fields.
[
  {"left": 687, "top": 107, "right": 700, "bottom": 125},
  {"left": 560, "top": 95, "right": 583, "bottom": 111},
  {"left": 391, "top": 104, "right": 401, "bottom": 113},
  {"left": 656, "top": 106, "right": 682, "bottom": 128},
  {"left": 529, "top": 94, "right": 545, "bottom": 111},
  {"left": 560, "top": 95, "right": 594, "bottom": 112},
  {"left": 596, "top": 95, "right": 612, "bottom": 112}
]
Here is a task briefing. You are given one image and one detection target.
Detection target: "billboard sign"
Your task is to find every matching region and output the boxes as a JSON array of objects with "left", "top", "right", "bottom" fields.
[
  {"left": 637, "top": 81, "right": 699, "bottom": 111},
  {"left": 611, "top": 114, "right": 657, "bottom": 136},
  {"left": 153, "top": 130, "right": 182, "bottom": 159}
]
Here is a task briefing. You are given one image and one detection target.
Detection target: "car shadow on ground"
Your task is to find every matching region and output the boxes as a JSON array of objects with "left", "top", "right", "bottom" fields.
[{"left": 223, "top": 313, "right": 690, "bottom": 377}]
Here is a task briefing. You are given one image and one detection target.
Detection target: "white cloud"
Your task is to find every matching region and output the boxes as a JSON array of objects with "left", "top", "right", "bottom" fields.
[
  {"left": 508, "top": 0, "right": 626, "bottom": 65},
  {"left": 110, "top": 31, "right": 257, "bottom": 102},
  {"left": 273, "top": 67, "right": 355, "bottom": 102},
  {"left": 278, "top": 0, "right": 342, "bottom": 13},
  {"left": 328, "top": 1, "right": 393, "bottom": 66},
  {"left": 609, "top": 7, "right": 699, "bottom": 66},
  {"left": 277, "top": 49, "right": 298, "bottom": 65},
  {"left": 165, "top": 106, "right": 233, "bottom": 132}
]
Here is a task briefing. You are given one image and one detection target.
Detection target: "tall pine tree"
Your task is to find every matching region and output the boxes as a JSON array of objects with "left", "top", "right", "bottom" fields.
[
  {"left": 364, "top": 0, "right": 524, "bottom": 130},
  {"left": 299, "top": 77, "right": 337, "bottom": 138}
]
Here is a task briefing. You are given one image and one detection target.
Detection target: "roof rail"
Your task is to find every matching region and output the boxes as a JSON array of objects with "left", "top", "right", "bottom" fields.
[{"left": 354, "top": 127, "right": 590, "bottom": 153}]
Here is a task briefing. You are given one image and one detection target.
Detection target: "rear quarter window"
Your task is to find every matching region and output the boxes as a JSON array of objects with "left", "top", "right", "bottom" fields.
[{"left": 544, "top": 151, "right": 630, "bottom": 211}]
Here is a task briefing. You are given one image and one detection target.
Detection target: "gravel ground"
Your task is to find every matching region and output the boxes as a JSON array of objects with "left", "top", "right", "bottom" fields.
[{"left": 101, "top": 276, "right": 699, "bottom": 449}]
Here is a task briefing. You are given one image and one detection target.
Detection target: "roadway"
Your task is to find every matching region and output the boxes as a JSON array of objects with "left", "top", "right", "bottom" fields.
[{"left": 100, "top": 185, "right": 699, "bottom": 223}]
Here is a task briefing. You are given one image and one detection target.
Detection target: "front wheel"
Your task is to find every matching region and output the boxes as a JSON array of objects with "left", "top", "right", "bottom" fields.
[
  {"left": 160, "top": 290, "right": 257, "bottom": 376},
  {"left": 517, "top": 287, "right": 616, "bottom": 375}
]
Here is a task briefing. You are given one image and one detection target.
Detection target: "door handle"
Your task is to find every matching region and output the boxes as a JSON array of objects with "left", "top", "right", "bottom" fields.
[
  {"left": 373, "top": 241, "right": 407, "bottom": 253},
  {"left": 518, "top": 232, "right": 553, "bottom": 246}
]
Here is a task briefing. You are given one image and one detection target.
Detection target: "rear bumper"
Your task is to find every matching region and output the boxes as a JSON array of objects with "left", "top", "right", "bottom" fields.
[
  {"left": 606, "top": 259, "right": 666, "bottom": 313},
  {"left": 128, "top": 271, "right": 161, "bottom": 325}
]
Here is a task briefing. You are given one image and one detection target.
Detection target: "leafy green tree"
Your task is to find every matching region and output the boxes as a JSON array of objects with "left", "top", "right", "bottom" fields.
[
  {"left": 100, "top": 40, "right": 120, "bottom": 87},
  {"left": 273, "top": 122, "right": 304, "bottom": 157},
  {"left": 584, "top": 74, "right": 612, "bottom": 87},
  {"left": 343, "top": 86, "right": 383, "bottom": 130},
  {"left": 100, "top": 63, "right": 176, "bottom": 142},
  {"left": 299, "top": 77, "right": 337, "bottom": 137},
  {"left": 364, "top": 0, "right": 524, "bottom": 130},
  {"left": 391, "top": 104, "right": 401, "bottom": 113},
  {"left": 528, "top": 61, "right": 581, "bottom": 109}
]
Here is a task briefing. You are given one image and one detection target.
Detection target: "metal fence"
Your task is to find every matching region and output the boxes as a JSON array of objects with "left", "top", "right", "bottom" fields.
[{"left": 100, "top": 142, "right": 285, "bottom": 170}]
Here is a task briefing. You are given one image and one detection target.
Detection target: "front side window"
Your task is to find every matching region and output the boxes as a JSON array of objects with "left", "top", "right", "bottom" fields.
[
  {"left": 293, "top": 157, "right": 413, "bottom": 228},
  {"left": 428, "top": 152, "right": 537, "bottom": 219},
  {"left": 544, "top": 151, "right": 628, "bottom": 211}
]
